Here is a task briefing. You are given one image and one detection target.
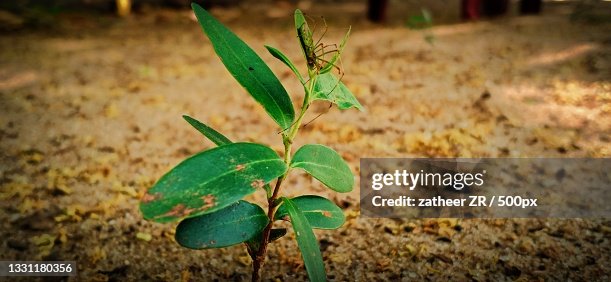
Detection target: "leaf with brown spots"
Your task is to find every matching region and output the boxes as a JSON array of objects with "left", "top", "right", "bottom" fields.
[
  {"left": 141, "top": 193, "right": 161, "bottom": 203},
  {"left": 276, "top": 195, "right": 345, "bottom": 230},
  {"left": 200, "top": 194, "right": 216, "bottom": 210},
  {"left": 140, "top": 143, "right": 287, "bottom": 223},
  {"left": 165, "top": 204, "right": 186, "bottom": 217},
  {"left": 250, "top": 179, "right": 265, "bottom": 189}
]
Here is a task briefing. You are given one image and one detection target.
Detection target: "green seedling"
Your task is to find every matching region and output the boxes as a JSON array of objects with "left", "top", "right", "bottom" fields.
[
  {"left": 140, "top": 4, "right": 362, "bottom": 282},
  {"left": 406, "top": 8, "right": 435, "bottom": 44}
]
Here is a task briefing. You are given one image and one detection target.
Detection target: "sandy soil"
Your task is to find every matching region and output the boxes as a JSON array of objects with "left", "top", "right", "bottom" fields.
[{"left": 0, "top": 2, "right": 609, "bottom": 281}]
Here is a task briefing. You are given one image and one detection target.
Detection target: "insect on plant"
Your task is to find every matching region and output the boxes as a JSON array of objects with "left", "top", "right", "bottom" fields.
[
  {"left": 287, "top": 11, "right": 352, "bottom": 131},
  {"left": 140, "top": 4, "right": 362, "bottom": 282},
  {"left": 296, "top": 11, "right": 350, "bottom": 79}
]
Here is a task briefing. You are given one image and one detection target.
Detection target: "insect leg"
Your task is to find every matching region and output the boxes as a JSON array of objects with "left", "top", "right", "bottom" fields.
[
  {"left": 313, "top": 16, "right": 329, "bottom": 48},
  {"left": 302, "top": 103, "right": 333, "bottom": 129}
]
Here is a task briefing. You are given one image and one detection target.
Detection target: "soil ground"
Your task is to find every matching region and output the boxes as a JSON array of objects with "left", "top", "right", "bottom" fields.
[{"left": 0, "top": 1, "right": 609, "bottom": 281}]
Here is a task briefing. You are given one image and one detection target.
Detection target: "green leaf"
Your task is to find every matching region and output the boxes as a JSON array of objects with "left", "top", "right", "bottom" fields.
[
  {"left": 276, "top": 195, "right": 345, "bottom": 229},
  {"left": 291, "top": 144, "right": 354, "bottom": 193},
  {"left": 181, "top": 116, "right": 276, "bottom": 198},
  {"left": 312, "top": 72, "right": 363, "bottom": 111},
  {"left": 265, "top": 45, "right": 304, "bottom": 84},
  {"left": 182, "top": 115, "right": 232, "bottom": 146},
  {"left": 294, "top": 9, "right": 313, "bottom": 63},
  {"left": 282, "top": 197, "right": 326, "bottom": 282},
  {"left": 175, "top": 200, "right": 268, "bottom": 249},
  {"left": 406, "top": 9, "right": 433, "bottom": 30},
  {"left": 319, "top": 26, "right": 351, "bottom": 74},
  {"left": 294, "top": 9, "right": 308, "bottom": 37},
  {"left": 245, "top": 228, "right": 287, "bottom": 258},
  {"left": 140, "top": 142, "right": 287, "bottom": 223},
  {"left": 191, "top": 3, "right": 295, "bottom": 129}
]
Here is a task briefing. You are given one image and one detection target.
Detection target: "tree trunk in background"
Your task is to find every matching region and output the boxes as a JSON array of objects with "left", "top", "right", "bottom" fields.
[
  {"left": 116, "top": 0, "right": 131, "bottom": 17},
  {"left": 481, "top": 0, "right": 509, "bottom": 17},
  {"left": 461, "top": 0, "right": 481, "bottom": 20},
  {"left": 520, "top": 0, "right": 542, "bottom": 15},
  {"left": 367, "top": 0, "right": 388, "bottom": 23}
]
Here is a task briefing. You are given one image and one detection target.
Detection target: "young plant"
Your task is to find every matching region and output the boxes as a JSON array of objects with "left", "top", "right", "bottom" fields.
[
  {"left": 140, "top": 4, "right": 362, "bottom": 282},
  {"left": 406, "top": 8, "right": 435, "bottom": 45}
]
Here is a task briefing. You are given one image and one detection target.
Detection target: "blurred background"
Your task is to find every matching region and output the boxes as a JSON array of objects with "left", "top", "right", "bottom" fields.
[{"left": 1, "top": 0, "right": 610, "bottom": 281}]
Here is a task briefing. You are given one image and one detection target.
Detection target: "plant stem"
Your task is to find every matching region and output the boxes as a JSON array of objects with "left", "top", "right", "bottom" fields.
[
  {"left": 251, "top": 176, "right": 284, "bottom": 282},
  {"left": 251, "top": 74, "right": 316, "bottom": 282}
]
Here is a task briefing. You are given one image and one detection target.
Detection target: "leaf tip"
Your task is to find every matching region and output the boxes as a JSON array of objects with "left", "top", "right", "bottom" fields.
[{"left": 191, "top": 2, "right": 202, "bottom": 10}]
